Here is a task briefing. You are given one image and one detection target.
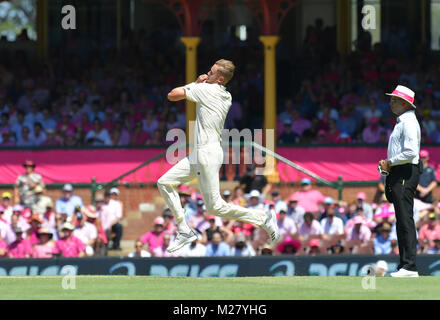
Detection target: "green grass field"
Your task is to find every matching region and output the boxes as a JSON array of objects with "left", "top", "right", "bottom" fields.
[{"left": 0, "top": 276, "right": 439, "bottom": 300}]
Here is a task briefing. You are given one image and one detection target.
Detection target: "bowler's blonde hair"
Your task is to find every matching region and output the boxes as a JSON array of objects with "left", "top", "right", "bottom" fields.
[{"left": 215, "top": 59, "right": 235, "bottom": 84}]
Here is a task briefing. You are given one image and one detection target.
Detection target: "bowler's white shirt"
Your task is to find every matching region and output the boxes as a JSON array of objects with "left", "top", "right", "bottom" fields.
[
  {"left": 184, "top": 82, "right": 232, "bottom": 147},
  {"left": 387, "top": 110, "right": 420, "bottom": 166}
]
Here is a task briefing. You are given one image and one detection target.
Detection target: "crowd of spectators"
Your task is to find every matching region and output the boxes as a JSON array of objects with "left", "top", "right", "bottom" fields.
[
  {"left": 1, "top": 19, "right": 439, "bottom": 148},
  {"left": 132, "top": 159, "right": 440, "bottom": 258},
  {"left": 0, "top": 160, "right": 124, "bottom": 258}
]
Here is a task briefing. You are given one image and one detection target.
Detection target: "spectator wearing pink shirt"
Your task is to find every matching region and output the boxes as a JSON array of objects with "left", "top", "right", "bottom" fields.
[
  {"left": 153, "top": 232, "right": 178, "bottom": 257},
  {"left": 277, "top": 202, "right": 297, "bottom": 240},
  {"left": 344, "top": 207, "right": 376, "bottom": 233},
  {"left": 140, "top": 217, "right": 165, "bottom": 251},
  {"left": 32, "top": 228, "right": 55, "bottom": 258},
  {"left": 298, "top": 212, "right": 322, "bottom": 240},
  {"left": 345, "top": 216, "right": 372, "bottom": 242},
  {"left": 53, "top": 222, "right": 85, "bottom": 257},
  {"left": 188, "top": 200, "right": 208, "bottom": 231},
  {"left": 26, "top": 214, "right": 44, "bottom": 245},
  {"left": 8, "top": 227, "right": 33, "bottom": 258},
  {"left": 362, "top": 117, "right": 384, "bottom": 144},
  {"left": 291, "top": 179, "right": 326, "bottom": 213},
  {"left": 418, "top": 213, "right": 440, "bottom": 249},
  {"left": 0, "top": 236, "right": 7, "bottom": 257},
  {"left": 290, "top": 109, "right": 311, "bottom": 136}
]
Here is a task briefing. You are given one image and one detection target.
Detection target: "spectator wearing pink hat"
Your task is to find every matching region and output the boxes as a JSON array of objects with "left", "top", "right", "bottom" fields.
[
  {"left": 345, "top": 216, "right": 371, "bottom": 242},
  {"left": 53, "top": 222, "right": 86, "bottom": 257},
  {"left": 291, "top": 178, "right": 326, "bottom": 214},
  {"left": 308, "top": 238, "right": 321, "bottom": 255},
  {"left": 176, "top": 185, "right": 196, "bottom": 218},
  {"left": 287, "top": 193, "right": 305, "bottom": 227},
  {"left": 345, "top": 206, "right": 376, "bottom": 234},
  {"left": 8, "top": 227, "right": 33, "bottom": 258},
  {"left": 415, "top": 150, "right": 437, "bottom": 204},
  {"left": 276, "top": 236, "right": 301, "bottom": 255},
  {"left": 356, "top": 192, "right": 373, "bottom": 219},
  {"left": 140, "top": 216, "right": 166, "bottom": 251}
]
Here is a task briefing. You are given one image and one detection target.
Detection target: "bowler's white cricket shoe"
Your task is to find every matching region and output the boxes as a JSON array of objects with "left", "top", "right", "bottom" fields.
[
  {"left": 262, "top": 209, "right": 280, "bottom": 244},
  {"left": 167, "top": 230, "right": 198, "bottom": 253},
  {"left": 390, "top": 268, "right": 419, "bottom": 278}
]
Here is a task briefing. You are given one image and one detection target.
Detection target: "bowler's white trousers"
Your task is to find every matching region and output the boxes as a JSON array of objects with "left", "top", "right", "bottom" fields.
[{"left": 157, "top": 142, "right": 267, "bottom": 227}]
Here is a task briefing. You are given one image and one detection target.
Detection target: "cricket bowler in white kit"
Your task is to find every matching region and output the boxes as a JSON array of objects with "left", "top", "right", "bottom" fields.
[{"left": 158, "top": 59, "right": 280, "bottom": 252}]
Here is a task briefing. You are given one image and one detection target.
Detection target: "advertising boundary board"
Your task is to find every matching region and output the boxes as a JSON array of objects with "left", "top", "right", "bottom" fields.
[{"left": 0, "top": 254, "right": 439, "bottom": 276}]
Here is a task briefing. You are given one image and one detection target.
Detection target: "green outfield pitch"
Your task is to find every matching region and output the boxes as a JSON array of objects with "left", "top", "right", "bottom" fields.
[{"left": 0, "top": 276, "right": 439, "bottom": 300}]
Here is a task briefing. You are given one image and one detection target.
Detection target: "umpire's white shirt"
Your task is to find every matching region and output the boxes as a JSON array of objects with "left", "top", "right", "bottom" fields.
[
  {"left": 184, "top": 82, "right": 231, "bottom": 147},
  {"left": 387, "top": 110, "right": 420, "bottom": 166}
]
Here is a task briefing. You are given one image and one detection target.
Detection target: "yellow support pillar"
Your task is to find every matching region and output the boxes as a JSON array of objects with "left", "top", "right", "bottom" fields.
[
  {"left": 336, "top": 0, "right": 351, "bottom": 55},
  {"left": 180, "top": 36, "right": 201, "bottom": 146},
  {"left": 259, "top": 35, "right": 280, "bottom": 183},
  {"left": 37, "top": 0, "right": 49, "bottom": 59}
]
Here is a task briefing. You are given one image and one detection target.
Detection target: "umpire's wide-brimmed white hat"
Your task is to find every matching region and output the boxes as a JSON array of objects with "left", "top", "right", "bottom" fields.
[{"left": 386, "top": 85, "right": 416, "bottom": 108}]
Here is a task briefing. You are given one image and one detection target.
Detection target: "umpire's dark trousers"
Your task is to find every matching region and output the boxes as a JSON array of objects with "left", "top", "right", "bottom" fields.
[{"left": 384, "top": 162, "right": 421, "bottom": 271}]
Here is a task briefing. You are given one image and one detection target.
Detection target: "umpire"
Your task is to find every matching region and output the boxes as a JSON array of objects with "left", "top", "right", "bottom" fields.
[{"left": 378, "top": 85, "right": 422, "bottom": 278}]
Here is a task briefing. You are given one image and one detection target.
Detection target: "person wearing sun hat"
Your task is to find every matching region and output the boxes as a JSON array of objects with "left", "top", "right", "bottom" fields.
[
  {"left": 378, "top": 85, "right": 421, "bottom": 278},
  {"left": 73, "top": 205, "right": 98, "bottom": 256},
  {"left": 32, "top": 228, "right": 55, "bottom": 258},
  {"left": 31, "top": 185, "right": 53, "bottom": 215},
  {"left": 1, "top": 192, "right": 13, "bottom": 223},
  {"left": 14, "top": 160, "right": 45, "bottom": 209},
  {"left": 415, "top": 149, "right": 437, "bottom": 204},
  {"left": 52, "top": 222, "right": 86, "bottom": 257}
]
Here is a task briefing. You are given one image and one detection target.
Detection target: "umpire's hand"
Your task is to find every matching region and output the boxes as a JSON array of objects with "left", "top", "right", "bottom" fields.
[{"left": 378, "top": 159, "right": 391, "bottom": 172}]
